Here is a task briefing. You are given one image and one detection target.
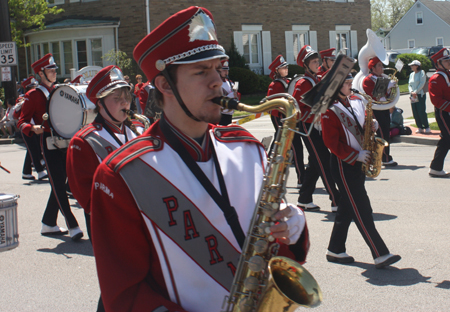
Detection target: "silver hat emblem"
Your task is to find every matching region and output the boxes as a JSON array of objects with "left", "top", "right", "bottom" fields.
[{"left": 188, "top": 11, "right": 218, "bottom": 42}]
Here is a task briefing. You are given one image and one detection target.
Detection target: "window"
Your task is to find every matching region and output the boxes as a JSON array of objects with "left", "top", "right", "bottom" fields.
[
  {"left": 293, "top": 32, "right": 309, "bottom": 62},
  {"left": 416, "top": 12, "right": 423, "bottom": 25},
  {"left": 243, "top": 33, "right": 260, "bottom": 65},
  {"left": 51, "top": 42, "right": 61, "bottom": 75},
  {"left": 47, "top": 0, "right": 65, "bottom": 5},
  {"left": 437, "top": 37, "right": 444, "bottom": 46},
  {"left": 63, "top": 41, "right": 73, "bottom": 76},
  {"left": 408, "top": 39, "right": 415, "bottom": 49},
  {"left": 76, "top": 40, "right": 88, "bottom": 69},
  {"left": 90, "top": 39, "right": 103, "bottom": 67},
  {"left": 43, "top": 43, "right": 49, "bottom": 55},
  {"left": 336, "top": 32, "right": 349, "bottom": 55}
]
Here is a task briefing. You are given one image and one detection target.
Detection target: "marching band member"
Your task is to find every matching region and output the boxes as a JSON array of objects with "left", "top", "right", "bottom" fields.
[
  {"left": 218, "top": 59, "right": 237, "bottom": 125},
  {"left": 66, "top": 65, "right": 144, "bottom": 240},
  {"left": 267, "top": 55, "right": 305, "bottom": 188},
  {"left": 16, "top": 77, "right": 46, "bottom": 181},
  {"left": 18, "top": 54, "right": 83, "bottom": 240},
  {"left": 321, "top": 73, "right": 401, "bottom": 268},
  {"left": 428, "top": 48, "right": 450, "bottom": 177},
  {"left": 362, "top": 57, "right": 398, "bottom": 167},
  {"left": 90, "top": 7, "right": 308, "bottom": 311},
  {"left": 293, "top": 45, "right": 340, "bottom": 212},
  {"left": 317, "top": 48, "right": 336, "bottom": 76}
]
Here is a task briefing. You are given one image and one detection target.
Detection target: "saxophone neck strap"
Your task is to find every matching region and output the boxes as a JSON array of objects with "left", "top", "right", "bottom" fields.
[{"left": 160, "top": 116, "right": 245, "bottom": 248}]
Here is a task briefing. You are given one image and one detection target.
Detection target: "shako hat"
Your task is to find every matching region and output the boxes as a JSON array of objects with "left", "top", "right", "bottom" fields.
[
  {"left": 22, "top": 77, "right": 38, "bottom": 89},
  {"left": 368, "top": 57, "right": 382, "bottom": 70},
  {"left": 31, "top": 53, "right": 58, "bottom": 74},
  {"left": 86, "top": 65, "right": 131, "bottom": 104},
  {"left": 431, "top": 48, "right": 450, "bottom": 64},
  {"left": 319, "top": 48, "right": 336, "bottom": 60},
  {"left": 269, "top": 55, "right": 288, "bottom": 72},
  {"left": 70, "top": 74, "right": 85, "bottom": 84},
  {"left": 297, "top": 45, "right": 319, "bottom": 67},
  {"left": 221, "top": 59, "right": 230, "bottom": 70},
  {"left": 133, "top": 6, "right": 228, "bottom": 82}
]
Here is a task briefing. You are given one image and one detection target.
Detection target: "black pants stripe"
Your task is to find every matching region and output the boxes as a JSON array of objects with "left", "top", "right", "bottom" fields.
[
  {"left": 40, "top": 133, "right": 79, "bottom": 229},
  {"left": 373, "top": 109, "right": 392, "bottom": 163},
  {"left": 430, "top": 107, "right": 450, "bottom": 171},
  {"left": 298, "top": 122, "right": 339, "bottom": 206},
  {"left": 328, "top": 154, "right": 389, "bottom": 259},
  {"left": 270, "top": 115, "right": 305, "bottom": 185},
  {"left": 21, "top": 132, "right": 44, "bottom": 175}
]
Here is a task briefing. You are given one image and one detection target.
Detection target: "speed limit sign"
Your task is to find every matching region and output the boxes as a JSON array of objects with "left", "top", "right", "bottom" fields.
[{"left": 0, "top": 42, "right": 17, "bottom": 66}]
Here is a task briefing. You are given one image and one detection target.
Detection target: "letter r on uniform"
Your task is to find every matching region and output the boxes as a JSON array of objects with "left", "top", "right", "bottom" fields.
[{"left": 163, "top": 196, "right": 178, "bottom": 226}]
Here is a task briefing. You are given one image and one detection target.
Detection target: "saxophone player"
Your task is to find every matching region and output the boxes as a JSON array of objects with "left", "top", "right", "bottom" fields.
[
  {"left": 363, "top": 57, "right": 398, "bottom": 167},
  {"left": 89, "top": 7, "right": 309, "bottom": 311},
  {"left": 321, "top": 73, "right": 401, "bottom": 269}
]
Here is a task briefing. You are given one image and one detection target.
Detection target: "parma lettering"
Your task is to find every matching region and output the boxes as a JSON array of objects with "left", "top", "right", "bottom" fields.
[
  {"left": 183, "top": 210, "right": 199, "bottom": 240},
  {"left": 205, "top": 235, "right": 224, "bottom": 265},
  {"left": 163, "top": 196, "right": 178, "bottom": 226}
]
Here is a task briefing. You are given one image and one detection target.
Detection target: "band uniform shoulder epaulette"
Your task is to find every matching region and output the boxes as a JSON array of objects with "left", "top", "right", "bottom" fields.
[
  {"left": 105, "top": 135, "right": 163, "bottom": 173},
  {"left": 212, "top": 125, "right": 264, "bottom": 148},
  {"left": 77, "top": 123, "right": 101, "bottom": 139}
]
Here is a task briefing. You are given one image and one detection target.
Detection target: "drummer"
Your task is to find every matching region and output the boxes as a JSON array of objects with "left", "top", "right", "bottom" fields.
[{"left": 18, "top": 53, "right": 83, "bottom": 240}]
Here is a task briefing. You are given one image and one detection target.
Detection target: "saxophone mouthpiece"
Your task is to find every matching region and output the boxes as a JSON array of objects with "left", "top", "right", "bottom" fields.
[
  {"left": 212, "top": 96, "right": 240, "bottom": 110},
  {"left": 351, "top": 88, "right": 360, "bottom": 94}
]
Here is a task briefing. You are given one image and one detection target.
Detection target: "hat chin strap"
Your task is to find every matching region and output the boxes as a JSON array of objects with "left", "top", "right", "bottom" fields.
[
  {"left": 161, "top": 69, "right": 201, "bottom": 122},
  {"left": 99, "top": 98, "right": 121, "bottom": 124}
]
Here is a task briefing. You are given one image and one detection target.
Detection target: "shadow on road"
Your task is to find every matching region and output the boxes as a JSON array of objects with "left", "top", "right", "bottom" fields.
[
  {"left": 310, "top": 210, "right": 398, "bottom": 222},
  {"left": 37, "top": 236, "right": 94, "bottom": 258}
]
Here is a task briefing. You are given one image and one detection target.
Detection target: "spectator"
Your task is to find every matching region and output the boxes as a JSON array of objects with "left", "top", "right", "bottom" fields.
[
  {"left": 389, "top": 106, "right": 405, "bottom": 138},
  {"left": 0, "top": 99, "right": 16, "bottom": 138},
  {"left": 408, "top": 60, "right": 430, "bottom": 134}
]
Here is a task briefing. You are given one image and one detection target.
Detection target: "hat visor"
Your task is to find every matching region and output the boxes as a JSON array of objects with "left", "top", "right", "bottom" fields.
[
  {"left": 276, "top": 62, "right": 289, "bottom": 69},
  {"left": 98, "top": 82, "right": 132, "bottom": 99},
  {"left": 45, "top": 64, "right": 58, "bottom": 70},
  {"left": 172, "top": 49, "right": 229, "bottom": 65}
]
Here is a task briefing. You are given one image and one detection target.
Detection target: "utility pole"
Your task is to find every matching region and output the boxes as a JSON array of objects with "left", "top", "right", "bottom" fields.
[{"left": 0, "top": 0, "right": 18, "bottom": 103}]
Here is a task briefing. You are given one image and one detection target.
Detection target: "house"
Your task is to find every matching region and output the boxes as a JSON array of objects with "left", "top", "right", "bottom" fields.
[
  {"left": 385, "top": 0, "right": 450, "bottom": 50},
  {"left": 20, "top": 0, "right": 370, "bottom": 80}
]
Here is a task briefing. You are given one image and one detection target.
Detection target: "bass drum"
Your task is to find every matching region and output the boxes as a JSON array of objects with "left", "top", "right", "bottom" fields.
[{"left": 47, "top": 84, "right": 97, "bottom": 139}]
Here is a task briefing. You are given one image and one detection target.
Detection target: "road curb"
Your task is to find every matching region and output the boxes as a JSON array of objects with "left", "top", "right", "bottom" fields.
[{"left": 391, "top": 134, "right": 438, "bottom": 146}]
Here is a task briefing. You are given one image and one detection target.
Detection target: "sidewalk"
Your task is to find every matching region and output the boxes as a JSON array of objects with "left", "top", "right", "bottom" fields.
[{"left": 392, "top": 117, "right": 440, "bottom": 146}]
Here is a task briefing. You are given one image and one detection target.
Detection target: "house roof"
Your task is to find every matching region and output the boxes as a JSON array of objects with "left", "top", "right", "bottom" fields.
[
  {"left": 45, "top": 19, "right": 120, "bottom": 29},
  {"left": 421, "top": 0, "right": 450, "bottom": 25}
]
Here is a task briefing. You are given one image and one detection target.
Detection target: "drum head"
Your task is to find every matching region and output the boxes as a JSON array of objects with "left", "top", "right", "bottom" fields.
[{"left": 47, "top": 85, "right": 95, "bottom": 138}]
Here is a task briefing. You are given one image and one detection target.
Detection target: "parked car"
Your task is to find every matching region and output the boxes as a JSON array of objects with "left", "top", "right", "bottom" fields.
[
  {"left": 386, "top": 50, "right": 400, "bottom": 63},
  {"left": 410, "top": 46, "right": 443, "bottom": 57}
]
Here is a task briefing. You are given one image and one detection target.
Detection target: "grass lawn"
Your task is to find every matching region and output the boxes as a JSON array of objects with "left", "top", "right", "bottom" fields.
[{"left": 406, "top": 112, "right": 440, "bottom": 130}]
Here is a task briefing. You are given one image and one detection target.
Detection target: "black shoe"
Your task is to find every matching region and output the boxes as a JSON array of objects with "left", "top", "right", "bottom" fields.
[
  {"left": 326, "top": 251, "right": 355, "bottom": 264},
  {"left": 22, "top": 174, "right": 35, "bottom": 180},
  {"left": 383, "top": 160, "right": 398, "bottom": 167},
  {"left": 375, "top": 254, "right": 401, "bottom": 269}
]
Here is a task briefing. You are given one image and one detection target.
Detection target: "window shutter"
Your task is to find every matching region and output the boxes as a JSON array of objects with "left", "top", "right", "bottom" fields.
[
  {"left": 262, "top": 31, "right": 272, "bottom": 75},
  {"left": 233, "top": 31, "right": 244, "bottom": 55},
  {"left": 285, "top": 31, "right": 294, "bottom": 64},
  {"left": 350, "top": 30, "right": 358, "bottom": 58},
  {"left": 329, "top": 31, "right": 337, "bottom": 48},
  {"left": 309, "top": 31, "right": 318, "bottom": 51}
]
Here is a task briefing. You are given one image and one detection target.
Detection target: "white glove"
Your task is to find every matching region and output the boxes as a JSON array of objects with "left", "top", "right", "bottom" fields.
[
  {"left": 371, "top": 119, "right": 379, "bottom": 132},
  {"left": 279, "top": 203, "right": 305, "bottom": 245},
  {"left": 357, "top": 150, "right": 371, "bottom": 164},
  {"left": 388, "top": 80, "right": 397, "bottom": 90}
]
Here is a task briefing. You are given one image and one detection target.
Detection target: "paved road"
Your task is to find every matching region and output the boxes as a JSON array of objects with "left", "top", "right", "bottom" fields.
[{"left": 0, "top": 102, "right": 449, "bottom": 311}]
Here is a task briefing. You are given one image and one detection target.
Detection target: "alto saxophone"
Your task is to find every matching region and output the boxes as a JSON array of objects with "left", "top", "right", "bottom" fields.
[
  {"left": 124, "top": 109, "right": 151, "bottom": 135},
  {"left": 351, "top": 89, "right": 388, "bottom": 178},
  {"left": 213, "top": 94, "right": 322, "bottom": 312}
]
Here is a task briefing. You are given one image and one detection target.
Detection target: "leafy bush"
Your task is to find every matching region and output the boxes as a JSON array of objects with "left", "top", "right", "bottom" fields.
[
  {"left": 287, "top": 64, "right": 304, "bottom": 78},
  {"left": 396, "top": 53, "right": 432, "bottom": 80},
  {"left": 229, "top": 67, "right": 259, "bottom": 95},
  {"left": 226, "top": 38, "right": 248, "bottom": 69},
  {"left": 0, "top": 87, "right": 4, "bottom": 105},
  {"left": 257, "top": 75, "right": 272, "bottom": 94}
]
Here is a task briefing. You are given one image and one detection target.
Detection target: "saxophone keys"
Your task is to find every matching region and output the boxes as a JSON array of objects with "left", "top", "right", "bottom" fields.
[
  {"left": 247, "top": 255, "right": 266, "bottom": 272},
  {"left": 243, "top": 276, "right": 260, "bottom": 291},
  {"left": 252, "top": 239, "right": 269, "bottom": 253}
]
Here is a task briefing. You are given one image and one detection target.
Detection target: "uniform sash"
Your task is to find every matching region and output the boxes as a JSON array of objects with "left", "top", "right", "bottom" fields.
[{"left": 330, "top": 104, "right": 364, "bottom": 148}]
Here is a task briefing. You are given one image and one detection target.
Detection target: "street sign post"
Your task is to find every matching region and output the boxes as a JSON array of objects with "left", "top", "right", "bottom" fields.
[{"left": 0, "top": 41, "right": 17, "bottom": 66}]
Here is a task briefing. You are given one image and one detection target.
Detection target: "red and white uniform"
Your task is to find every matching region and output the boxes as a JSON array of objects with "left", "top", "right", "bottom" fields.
[
  {"left": 66, "top": 117, "right": 144, "bottom": 214},
  {"left": 292, "top": 71, "right": 319, "bottom": 123},
  {"left": 221, "top": 78, "right": 237, "bottom": 116},
  {"left": 316, "top": 65, "right": 328, "bottom": 77},
  {"left": 90, "top": 119, "right": 309, "bottom": 312},
  {"left": 18, "top": 84, "right": 53, "bottom": 136},
  {"left": 138, "top": 82, "right": 151, "bottom": 113},
  {"left": 267, "top": 78, "right": 290, "bottom": 118},
  {"left": 429, "top": 69, "right": 450, "bottom": 112},
  {"left": 363, "top": 74, "right": 389, "bottom": 101},
  {"left": 321, "top": 96, "right": 365, "bottom": 165}
]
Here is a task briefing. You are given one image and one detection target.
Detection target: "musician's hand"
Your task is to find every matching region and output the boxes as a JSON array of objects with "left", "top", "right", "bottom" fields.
[
  {"left": 357, "top": 150, "right": 371, "bottom": 164},
  {"left": 270, "top": 203, "right": 305, "bottom": 245},
  {"left": 371, "top": 119, "right": 379, "bottom": 132},
  {"left": 32, "top": 125, "right": 44, "bottom": 134},
  {"left": 388, "top": 80, "right": 397, "bottom": 90}
]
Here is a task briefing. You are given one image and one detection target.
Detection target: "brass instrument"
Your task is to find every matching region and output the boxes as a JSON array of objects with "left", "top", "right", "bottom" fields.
[
  {"left": 214, "top": 94, "right": 322, "bottom": 312},
  {"left": 124, "top": 109, "right": 151, "bottom": 135},
  {"left": 351, "top": 89, "right": 388, "bottom": 178}
]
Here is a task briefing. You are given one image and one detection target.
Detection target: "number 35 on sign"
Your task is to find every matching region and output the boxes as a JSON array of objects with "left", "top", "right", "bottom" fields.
[{"left": 0, "top": 42, "right": 17, "bottom": 66}]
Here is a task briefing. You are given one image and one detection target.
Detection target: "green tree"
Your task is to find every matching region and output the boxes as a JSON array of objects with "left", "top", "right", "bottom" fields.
[
  {"left": 102, "top": 49, "right": 134, "bottom": 76},
  {"left": 226, "top": 37, "right": 248, "bottom": 69},
  {"left": 8, "top": 0, "right": 64, "bottom": 48},
  {"left": 371, "top": 0, "right": 414, "bottom": 30}
]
